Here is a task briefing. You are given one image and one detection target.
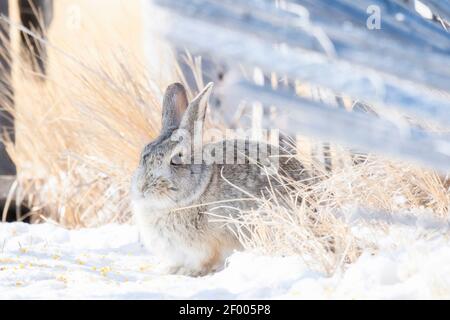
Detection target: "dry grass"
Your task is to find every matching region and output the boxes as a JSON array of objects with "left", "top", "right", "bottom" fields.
[
  {"left": 1, "top": 0, "right": 165, "bottom": 226},
  {"left": 0, "top": 2, "right": 449, "bottom": 274},
  {"left": 213, "top": 154, "right": 449, "bottom": 273},
  {"left": 8, "top": 55, "right": 161, "bottom": 227}
]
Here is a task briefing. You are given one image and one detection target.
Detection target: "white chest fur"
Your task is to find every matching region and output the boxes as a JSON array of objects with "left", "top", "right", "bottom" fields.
[{"left": 131, "top": 198, "right": 229, "bottom": 275}]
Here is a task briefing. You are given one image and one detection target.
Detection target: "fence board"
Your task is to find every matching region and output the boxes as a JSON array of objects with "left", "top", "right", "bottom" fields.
[
  {"left": 420, "top": 0, "right": 450, "bottom": 22},
  {"left": 150, "top": 4, "right": 450, "bottom": 124},
  {"left": 225, "top": 81, "right": 450, "bottom": 172},
  {"left": 148, "top": 0, "right": 450, "bottom": 172}
]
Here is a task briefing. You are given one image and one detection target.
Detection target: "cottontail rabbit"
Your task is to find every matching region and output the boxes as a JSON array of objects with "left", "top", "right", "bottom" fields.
[{"left": 131, "top": 82, "right": 308, "bottom": 276}]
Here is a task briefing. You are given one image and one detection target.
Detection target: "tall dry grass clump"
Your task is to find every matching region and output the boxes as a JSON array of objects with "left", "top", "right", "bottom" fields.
[
  {"left": 19, "top": 63, "right": 162, "bottom": 226},
  {"left": 0, "top": 4, "right": 168, "bottom": 226},
  {"left": 228, "top": 153, "right": 449, "bottom": 273}
]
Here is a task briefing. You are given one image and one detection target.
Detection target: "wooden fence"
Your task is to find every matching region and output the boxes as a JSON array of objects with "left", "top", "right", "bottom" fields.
[{"left": 147, "top": 0, "right": 450, "bottom": 173}]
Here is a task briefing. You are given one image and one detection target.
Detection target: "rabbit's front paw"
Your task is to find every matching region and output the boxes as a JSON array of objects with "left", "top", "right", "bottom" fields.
[{"left": 166, "top": 265, "right": 208, "bottom": 277}]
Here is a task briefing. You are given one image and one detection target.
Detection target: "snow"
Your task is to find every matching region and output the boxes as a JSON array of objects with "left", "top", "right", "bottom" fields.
[{"left": 1, "top": 217, "right": 450, "bottom": 299}]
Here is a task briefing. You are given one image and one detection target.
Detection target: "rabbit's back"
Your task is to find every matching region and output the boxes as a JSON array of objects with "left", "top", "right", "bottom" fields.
[{"left": 198, "top": 138, "right": 309, "bottom": 218}]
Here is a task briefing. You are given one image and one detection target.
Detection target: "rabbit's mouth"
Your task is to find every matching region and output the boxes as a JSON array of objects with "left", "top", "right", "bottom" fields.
[
  {"left": 132, "top": 167, "right": 179, "bottom": 204},
  {"left": 141, "top": 178, "right": 178, "bottom": 199}
]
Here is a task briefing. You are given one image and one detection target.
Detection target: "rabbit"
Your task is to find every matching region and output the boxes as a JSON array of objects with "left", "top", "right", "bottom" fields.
[{"left": 131, "top": 82, "right": 309, "bottom": 276}]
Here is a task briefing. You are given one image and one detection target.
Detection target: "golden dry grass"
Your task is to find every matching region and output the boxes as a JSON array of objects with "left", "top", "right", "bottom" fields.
[
  {"left": 217, "top": 155, "right": 449, "bottom": 273},
  {"left": 2, "top": 0, "right": 165, "bottom": 226}
]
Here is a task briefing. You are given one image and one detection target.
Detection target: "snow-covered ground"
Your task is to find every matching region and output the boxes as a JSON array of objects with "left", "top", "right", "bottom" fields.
[{"left": 1, "top": 216, "right": 450, "bottom": 299}]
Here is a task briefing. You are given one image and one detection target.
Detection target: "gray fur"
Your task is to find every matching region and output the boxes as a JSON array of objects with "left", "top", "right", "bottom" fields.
[{"left": 131, "top": 82, "right": 309, "bottom": 276}]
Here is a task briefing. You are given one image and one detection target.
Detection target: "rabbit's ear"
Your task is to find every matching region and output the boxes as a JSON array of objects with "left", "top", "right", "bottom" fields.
[
  {"left": 161, "top": 83, "right": 188, "bottom": 133},
  {"left": 179, "top": 82, "right": 214, "bottom": 134}
]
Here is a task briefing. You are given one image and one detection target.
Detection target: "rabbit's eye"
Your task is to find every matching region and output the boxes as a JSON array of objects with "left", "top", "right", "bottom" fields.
[{"left": 170, "top": 152, "right": 183, "bottom": 166}]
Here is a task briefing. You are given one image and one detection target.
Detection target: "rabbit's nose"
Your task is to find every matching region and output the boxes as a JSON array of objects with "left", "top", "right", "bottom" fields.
[{"left": 141, "top": 152, "right": 150, "bottom": 164}]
